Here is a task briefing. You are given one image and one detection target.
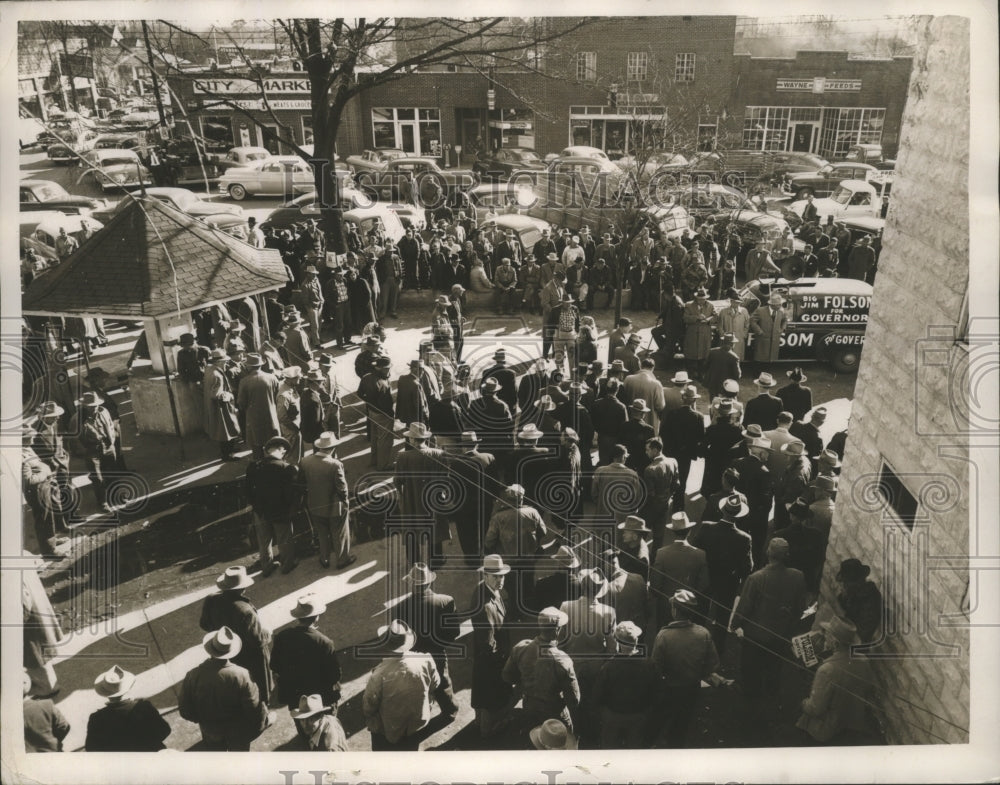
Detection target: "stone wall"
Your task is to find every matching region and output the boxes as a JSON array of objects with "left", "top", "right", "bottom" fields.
[{"left": 819, "top": 16, "right": 970, "bottom": 744}]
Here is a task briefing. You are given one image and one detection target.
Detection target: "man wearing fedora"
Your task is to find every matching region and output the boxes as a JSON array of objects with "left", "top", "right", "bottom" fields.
[
  {"left": 200, "top": 566, "right": 274, "bottom": 703},
  {"left": 275, "top": 366, "right": 304, "bottom": 463},
  {"left": 358, "top": 356, "right": 396, "bottom": 471},
  {"left": 592, "top": 444, "right": 642, "bottom": 525},
  {"left": 790, "top": 406, "right": 828, "bottom": 467},
  {"left": 623, "top": 357, "right": 666, "bottom": 431},
  {"left": 615, "top": 514, "right": 652, "bottom": 584},
  {"left": 748, "top": 291, "right": 788, "bottom": 364},
  {"left": 551, "top": 291, "right": 581, "bottom": 373},
  {"left": 772, "top": 437, "right": 811, "bottom": 521},
  {"left": 299, "top": 367, "right": 328, "bottom": 447},
  {"left": 660, "top": 369, "right": 690, "bottom": 415},
  {"left": 717, "top": 289, "right": 751, "bottom": 361},
  {"left": 796, "top": 616, "right": 876, "bottom": 743},
  {"left": 763, "top": 412, "right": 799, "bottom": 475},
  {"left": 85, "top": 665, "right": 171, "bottom": 751},
  {"left": 777, "top": 367, "right": 813, "bottom": 423},
  {"left": 682, "top": 288, "right": 714, "bottom": 380},
  {"left": 245, "top": 433, "right": 302, "bottom": 576},
  {"left": 176, "top": 331, "right": 211, "bottom": 384},
  {"left": 281, "top": 309, "right": 313, "bottom": 371},
  {"left": 179, "top": 626, "right": 274, "bottom": 750},
  {"left": 447, "top": 431, "right": 500, "bottom": 561},
  {"left": 71, "top": 390, "right": 121, "bottom": 509},
  {"left": 651, "top": 589, "right": 729, "bottom": 746},
  {"left": 743, "top": 371, "right": 784, "bottom": 431},
  {"left": 236, "top": 353, "right": 280, "bottom": 461},
  {"left": 468, "top": 377, "right": 514, "bottom": 476},
  {"left": 598, "top": 547, "right": 648, "bottom": 633},
  {"left": 502, "top": 606, "right": 581, "bottom": 735},
  {"left": 469, "top": 554, "right": 515, "bottom": 737},
  {"left": 300, "top": 265, "right": 325, "bottom": 346},
  {"left": 641, "top": 437, "right": 679, "bottom": 548},
  {"left": 396, "top": 359, "right": 431, "bottom": 427},
  {"left": 710, "top": 377, "right": 744, "bottom": 423},
  {"left": 733, "top": 537, "right": 807, "bottom": 707},
  {"left": 300, "top": 432, "right": 353, "bottom": 570},
  {"left": 31, "top": 401, "right": 71, "bottom": 518},
  {"left": 591, "top": 620, "right": 660, "bottom": 748},
  {"left": 289, "top": 693, "right": 348, "bottom": 751},
  {"left": 703, "top": 333, "right": 742, "bottom": 401},
  {"left": 732, "top": 435, "right": 774, "bottom": 567},
  {"left": 396, "top": 563, "right": 461, "bottom": 718},
  {"left": 590, "top": 378, "right": 628, "bottom": 467},
  {"left": 533, "top": 545, "right": 583, "bottom": 617},
  {"left": 271, "top": 594, "right": 343, "bottom": 715},
  {"left": 768, "top": 501, "right": 826, "bottom": 598},
  {"left": 701, "top": 398, "right": 743, "bottom": 499},
  {"left": 806, "top": 474, "right": 838, "bottom": 542},
  {"left": 363, "top": 619, "right": 442, "bottom": 750},
  {"left": 482, "top": 347, "right": 519, "bottom": 414},
  {"left": 832, "top": 558, "right": 883, "bottom": 644},
  {"left": 651, "top": 512, "right": 710, "bottom": 629},
  {"left": 689, "top": 493, "right": 754, "bottom": 653},
  {"left": 484, "top": 484, "right": 549, "bottom": 615},
  {"left": 620, "top": 399, "right": 656, "bottom": 474},
  {"left": 393, "top": 422, "right": 448, "bottom": 565},
  {"left": 612, "top": 332, "right": 643, "bottom": 376},
  {"left": 202, "top": 349, "right": 242, "bottom": 462},
  {"left": 659, "top": 385, "right": 705, "bottom": 513}
]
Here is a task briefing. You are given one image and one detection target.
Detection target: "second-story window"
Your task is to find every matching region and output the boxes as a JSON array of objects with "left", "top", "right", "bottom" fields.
[
  {"left": 576, "top": 51, "right": 597, "bottom": 82},
  {"left": 627, "top": 51, "right": 648, "bottom": 82},
  {"left": 675, "top": 52, "right": 696, "bottom": 82}
]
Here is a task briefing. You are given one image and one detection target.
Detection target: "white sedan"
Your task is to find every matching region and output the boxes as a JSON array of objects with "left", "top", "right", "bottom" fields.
[{"left": 217, "top": 155, "right": 315, "bottom": 200}]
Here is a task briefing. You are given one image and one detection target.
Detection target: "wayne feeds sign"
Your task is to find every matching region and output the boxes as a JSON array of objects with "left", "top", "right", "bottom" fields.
[
  {"left": 193, "top": 77, "right": 311, "bottom": 95},
  {"left": 776, "top": 78, "right": 862, "bottom": 93}
]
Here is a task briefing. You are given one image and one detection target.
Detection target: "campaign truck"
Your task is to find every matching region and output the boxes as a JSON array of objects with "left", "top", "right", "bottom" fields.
[{"left": 712, "top": 276, "right": 873, "bottom": 373}]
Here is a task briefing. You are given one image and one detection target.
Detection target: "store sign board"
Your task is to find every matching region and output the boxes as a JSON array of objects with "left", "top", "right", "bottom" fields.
[
  {"left": 193, "top": 77, "right": 311, "bottom": 95},
  {"left": 776, "top": 78, "right": 862, "bottom": 92},
  {"left": 228, "top": 99, "right": 312, "bottom": 110}
]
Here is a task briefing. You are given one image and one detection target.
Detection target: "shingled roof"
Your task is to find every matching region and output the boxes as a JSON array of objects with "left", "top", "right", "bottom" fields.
[{"left": 23, "top": 197, "right": 289, "bottom": 319}]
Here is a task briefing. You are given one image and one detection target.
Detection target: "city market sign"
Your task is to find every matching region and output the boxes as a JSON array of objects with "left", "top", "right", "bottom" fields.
[
  {"left": 776, "top": 78, "right": 862, "bottom": 93},
  {"left": 193, "top": 77, "right": 311, "bottom": 95}
]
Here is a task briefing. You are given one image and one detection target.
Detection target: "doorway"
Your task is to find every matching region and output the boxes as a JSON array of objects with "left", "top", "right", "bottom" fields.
[
  {"left": 259, "top": 124, "right": 282, "bottom": 155},
  {"left": 792, "top": 124, "right": 815, "bottom": 152}
]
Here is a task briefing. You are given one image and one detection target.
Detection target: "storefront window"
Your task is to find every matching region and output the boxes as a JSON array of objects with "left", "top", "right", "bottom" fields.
[
  {"left": 371, "top": 107, "right": 442, "bottom": 156},
  {"left": 817, "top": 107, "right": 886, "bottom": 159},
  {"left": 200, "top": 115, "right": 235, "bottom": 152},
  {"left": 742, "top": 107, "right": 791, "bottom": 151}
]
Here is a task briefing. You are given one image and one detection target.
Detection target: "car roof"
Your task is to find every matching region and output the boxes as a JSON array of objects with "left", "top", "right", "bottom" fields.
[
  {"left": 492, "top": 214, "right": 550, "bottom": 232},
  {"left": 841, "top": 216, "right": 885, "bottom": 232},
  {"left": 830, "top": 161, "right": 877, "bottom": 170},
  {"left": 344, "top": 204, "right": 399, "bottom": 220},
  {"left": 550, "top": 155, "right": 619, "bottom": 170},
  {"left": 392, "top": 156, "right": 437, "bottom": 165},
  {"left": 20, "top": 179, "right": 64, "bottom": 188},
  {"left": 90, "top": 148, "right": 140, "bottom": 157},
  {"left": 128, "top": 187, "right": 198, "bottom": 200},
  {"left": 229, "top": 146, "right": 270, "bottom": 154},
  {"left": 759, "top": 277, "right": 874, "bottom": 296}
]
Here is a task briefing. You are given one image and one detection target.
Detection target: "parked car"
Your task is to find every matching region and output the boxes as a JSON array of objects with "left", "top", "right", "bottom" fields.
[
  {"left": 77, "top": 148, "right": 153, "bottom": 192},
  {"left": 93, "top": 133, "right": 144, "bottom": 150},
  {"left": 46, "top": 130, "right": 95, "bottom": 163},
  {"left": 20, "top": 180, "right": 106, "bottom": 213},
  {"left": 199, "top": 213, "right": 252, "bottom": 241},
  {"left": 464, "top": 182, "right": 534, "bottom": 224},
  {"left": 665, "top": 183, "right": 753, "bottom": 223},
  {"left": 709, "top": 209, "right": 803, "bottom": 262},
  {"left": 345, "top": 148, "right": 408, "bottom": 176},
  {"left": 343, "top": 204, "right": 407, "bottom": 246},
  {"left": 355, "top": 156, "right": 478, "bottom": 201},
  {"left": 217, "top": 155, "right": 315, "bottom": 200},
  {"left": 782, "top": 162, "right": 881, "bottom": 199},
  {"left": 711, "top": 276, "right": 873, "bottom": 373},
  {"left": 261, "top": 186, "right": 375, "bottom": 233},
  {"left": 787, "top": 179, "right": 891, "bottom": 224},
  {"left": 559, "top": 145, "right": 610, "bottom": 161},
  {"left": 768, "top": 151, "right": 830, "bottom": 180},
  {"left": 223, "top": 146, "right": 272, "bottom": 167},
  {"left": 92, "top": 187, "right": 242, "bottom": 223},
  {"left": 843, "top": 143, "right": 895, "bottom": 170},
  {"left": 472, "top": 147, "right": 546, "bottom": 182},
  {"left": 491, "top": 214, "right": 553, "bottom": 257},
  {"left": 19, "top": 211, "right": 104, "bottom": 261}
]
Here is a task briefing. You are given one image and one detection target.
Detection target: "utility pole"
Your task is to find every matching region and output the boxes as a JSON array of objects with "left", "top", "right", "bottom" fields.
[{"left": 141, "top": 21, "right": 169, "bottom": 138}]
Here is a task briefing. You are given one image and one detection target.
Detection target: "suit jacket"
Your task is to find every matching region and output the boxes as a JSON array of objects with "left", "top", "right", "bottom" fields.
[
  {"left": 270, "top": 623, "right": 342, "bottom": 707},
  {"left": 396, "top": 587, "right": 459, "bottom": 655},
  {"left": 592, "top": 462, "right": 641, "bottom": 521},
  {"left": 468, "top": 583, "right": 512, "bottom": 710},
  {"left": 651, "top": 540, "right": 709, "bottom": 622},
  {"left": 622, "top": 370, "right": 666, "bottom": 432},
  {"left": 703, "top": 347, "right": 741, "bottom": 399},
  {"left": 790, "top": 421, "right": 824, "bottom": 460},
  {"left": 763, "top": 426, "right": 800, "bottom": 476},
  {"left": 732, "top": 455, "right": 774, "bottom": 513},
  {"left": 482, "top": 364, "right": 518, "bottom": 413},
  {"left": 299, "top": 451, "right": 349, "bottom": 520},
  {"left": 743, "top": 393, "right": 784, "bottom": 432},
  {"left": 689, "top": 521, "right": 753, "bottom": 603},
  {"left": 777, "top": 383, "right": 813, "bottom": 423},
  {"left": 660, "top": 405, "right": 706, "bottom": 461},
  {"left": 85, "top": 698, "right": 171, "bottom": 752},
  {"left": 451, "top": 449, "right": 500, "bottom": 521},
  {"left": 748, "top": 306, "right": 788, "bottom": 363},
  {"left": 199, "top": 592, "right": 273, "bottom": 704},
  {"left": 395, "top": 445, "right": 448, "bottom": 519},
  {"left": 395, "top": 373, "right": 429, "bottom": 425}
]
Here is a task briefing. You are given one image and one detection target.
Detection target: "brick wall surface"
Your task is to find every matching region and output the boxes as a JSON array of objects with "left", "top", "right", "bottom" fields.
[{"left": 819, "top": 16, "right": 970, "bottom": 745}]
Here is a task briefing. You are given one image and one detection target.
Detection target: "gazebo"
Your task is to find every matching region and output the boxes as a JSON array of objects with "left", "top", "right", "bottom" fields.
[{"left": 23, "top": 196, "right": 289, "bottom": 445}]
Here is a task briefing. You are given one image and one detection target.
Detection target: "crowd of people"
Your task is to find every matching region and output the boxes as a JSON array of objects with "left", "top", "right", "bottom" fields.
[{"left": 22, "top": 194, "right": 887, "bottom": 754}]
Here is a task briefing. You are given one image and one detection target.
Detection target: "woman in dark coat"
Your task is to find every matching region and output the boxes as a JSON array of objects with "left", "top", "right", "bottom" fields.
[
  {"left": 346, "top": 269, "right": 375, "bottom": 339},
  {"left": 199, "top": 566, "right": 273, "bottom": 704}
]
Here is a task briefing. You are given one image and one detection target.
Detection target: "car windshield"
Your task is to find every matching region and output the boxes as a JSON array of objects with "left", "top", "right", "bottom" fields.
[
  {"left": 517, "top": 151, "right": 541, "bottom": 162},
  {"left": 830, "top": 186, "right": 852, "bottom": 205},
  {"left": 35, "top": 183, "right": 70, "bottom": 201},
  {"left": 169, "top": 191, "right": 198, "bottom": 209},
  {"left": 817, "top": 164, "right": 834, "bottom": 175},
  {"left": 802, "top": 154, "right": 827, "bottom": 167}
]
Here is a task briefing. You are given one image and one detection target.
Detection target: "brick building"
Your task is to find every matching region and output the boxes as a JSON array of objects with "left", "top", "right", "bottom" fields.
[
  {"left": 732, "top": 49, "right": 913, "bottom": 159},
  {"left": 818, "top": 16, "right": 970, "bottom": 744}
]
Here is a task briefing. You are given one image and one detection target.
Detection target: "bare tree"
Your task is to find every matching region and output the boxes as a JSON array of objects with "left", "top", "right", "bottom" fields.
[{"left": 146, "top": 18, "right": 593, "bottom": 251}]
